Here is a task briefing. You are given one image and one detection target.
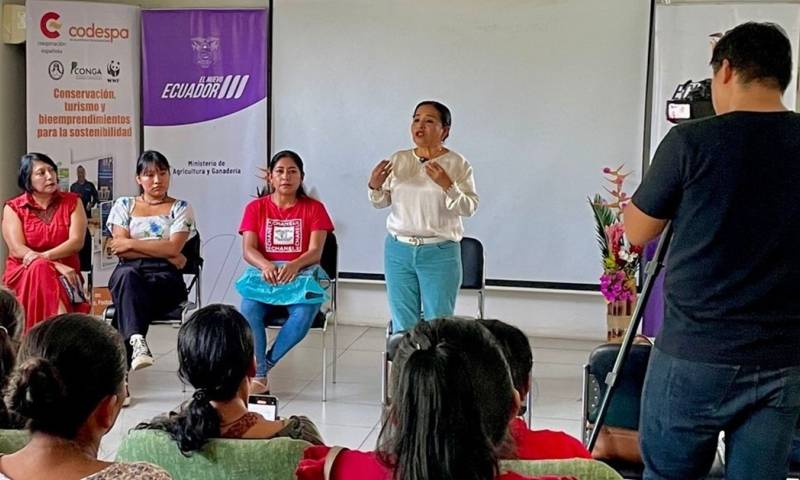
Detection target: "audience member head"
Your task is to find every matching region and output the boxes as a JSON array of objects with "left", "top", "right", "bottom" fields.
[
  {"left": 0, "top": 288, "right": 23, "bottom": 427},
  {"left": 261, "top": 149, "right": 307, "bottom": 198},
  {"left": 143, "top": 304, "right": 255, "bottom": 454},
  {"left": 710, "top": 22, "right": 792, "bottom": 113},
  {"left": 6, "top": 313, "right": 127, "bottom": 440},
  {"left": 477, "top": 319, "right": 533, "bottom": 401},
  {"left": 17, "top": 153, "right": 59, "bottom": 195},
  {"left": 377, "top": 318, "right": 518, "bottom": 480},
  {"left": 135, "top": 150, "right": 171, "bottom": 196}
]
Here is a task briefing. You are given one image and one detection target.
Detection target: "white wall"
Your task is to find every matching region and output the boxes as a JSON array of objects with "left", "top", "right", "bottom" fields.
[{"left": 0, "top": 1, "right": 27, "bottom": 274}]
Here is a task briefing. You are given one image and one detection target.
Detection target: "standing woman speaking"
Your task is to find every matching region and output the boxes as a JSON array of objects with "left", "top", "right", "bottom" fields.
[{"left": 368, "top": 101, "right": 479, "bottom": 333}]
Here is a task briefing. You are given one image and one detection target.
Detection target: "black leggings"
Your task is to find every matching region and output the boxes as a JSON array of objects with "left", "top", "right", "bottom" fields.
[{"left": 109, "top": 258, "right": 187, "bottom": 365}]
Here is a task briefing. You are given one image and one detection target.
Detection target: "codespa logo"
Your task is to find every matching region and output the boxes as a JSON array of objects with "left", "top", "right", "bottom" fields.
[
  {"left": 69, "top": 23, "right": 130, "bottom": 42},
  {"left": 40, "top": 12, "right": 61, "bottom": 39},
  {"left": 39, "top": 11, "right": 130, "bottom": 43}
]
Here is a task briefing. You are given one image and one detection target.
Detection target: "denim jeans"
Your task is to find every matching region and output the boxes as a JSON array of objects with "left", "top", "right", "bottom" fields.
[
  {"left": 640, "top": 347, "right": 800, "bottom": 480},
  {"left": 384, "top": 234, "right": 462, "bottom": 333},
  {"left": 240, "top": 298, "right": 320, "bottom": 377}
]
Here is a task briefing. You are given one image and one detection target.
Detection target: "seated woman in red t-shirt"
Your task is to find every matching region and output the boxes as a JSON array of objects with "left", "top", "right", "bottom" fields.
[
  {"left": 477, "top": 319, "right": 592, "bottom": 461},
  {"left": 237, "top": 150, "right": 334, "bottom": 394},
  {"left": 296, "top": 318, "right": 575, "bottom": 480}
]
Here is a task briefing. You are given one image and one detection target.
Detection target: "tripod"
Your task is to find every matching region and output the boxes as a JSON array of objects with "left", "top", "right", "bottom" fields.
[{"left": 587, "top": 221, "right": 673, "bottom": 452}]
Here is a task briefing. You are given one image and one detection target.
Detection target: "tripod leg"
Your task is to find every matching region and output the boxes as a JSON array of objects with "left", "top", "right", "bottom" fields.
[{"left": 587, "top": 222, "right": 673, "bottom": 452}]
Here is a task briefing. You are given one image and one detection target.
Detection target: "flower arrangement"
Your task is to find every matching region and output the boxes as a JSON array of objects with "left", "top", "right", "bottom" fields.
[{"left": 589, "top": 166, "right": 642, "bottom": 304}]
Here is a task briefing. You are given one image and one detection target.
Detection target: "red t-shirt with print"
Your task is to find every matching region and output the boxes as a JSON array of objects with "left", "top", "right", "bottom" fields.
[{"left": 239, "top": 195, "right": 334, "bottom": 262}]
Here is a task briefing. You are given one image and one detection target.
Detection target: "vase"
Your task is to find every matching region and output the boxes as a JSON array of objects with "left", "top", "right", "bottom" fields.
[{"left": 606, "top": 294, "right": 636, "bottom": 343}]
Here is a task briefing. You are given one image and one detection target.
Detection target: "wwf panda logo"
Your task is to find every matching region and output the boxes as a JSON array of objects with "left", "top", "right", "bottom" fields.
[{"left": 107, "top": 60, "right": 120, "bottom": 77}]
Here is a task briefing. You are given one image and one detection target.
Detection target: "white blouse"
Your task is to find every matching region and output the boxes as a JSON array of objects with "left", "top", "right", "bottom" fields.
[
  {"left": 106, "top": 196, "right": 197, "bottom": 241},
  {"left": 368, "top": 149, "right": 478, "bottom": 242}
]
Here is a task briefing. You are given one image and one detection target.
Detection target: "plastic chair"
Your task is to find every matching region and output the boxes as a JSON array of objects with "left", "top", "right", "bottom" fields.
[
  {"left": 262, "top": 232, "right": 338, "bottom": 402},
  {"left": 582, "top": 342, "right": 651, "bottom": 479}
]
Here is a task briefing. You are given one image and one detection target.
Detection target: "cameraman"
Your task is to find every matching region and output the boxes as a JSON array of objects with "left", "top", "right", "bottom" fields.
[{"left": 625, "top": 22, "right": 800, "bottom": 480}]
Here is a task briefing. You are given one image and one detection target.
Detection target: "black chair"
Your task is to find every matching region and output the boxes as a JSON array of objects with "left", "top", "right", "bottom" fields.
[
  {"left": 262, "top": 232, "right": 338, "bottom": 402},
  {"left": 582, "top": 342, "right": 651, "bottom": 479},
  {"left": 380, "top": 237, "right": 494, "bottom": 408},
  {"left": 460, "top": 236, "right": 485, "bottom": 318},
  {"left": 103, "top": 233, "right": 204, "bottom": 327}
]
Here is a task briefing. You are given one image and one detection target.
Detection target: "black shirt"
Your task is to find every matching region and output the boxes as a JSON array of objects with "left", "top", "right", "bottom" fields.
[
  {"left": 632, "top": 111, "right": 800, "bottom": 368},
  {"left": 70, "top": 180, "right": 98, "bottom": 215}
]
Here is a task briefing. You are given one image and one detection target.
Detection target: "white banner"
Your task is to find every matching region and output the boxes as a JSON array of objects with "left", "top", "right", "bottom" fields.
[
  {"left": 26, "top": 0, "right": 141, "bottom": 285},
  {"left": 650, "top": 3, "right": 800, "bottom": 155}
]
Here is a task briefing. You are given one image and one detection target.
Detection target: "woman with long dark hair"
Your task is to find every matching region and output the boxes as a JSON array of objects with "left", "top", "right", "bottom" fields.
[
  {"left": 368, "top": 101, "right": 479, "bottom": 334},
  {"left": 296, "top": 319, "right": 568, "bottom": 480},
  {"left": 0, "top": 313, "right": 170, "bottom": 479},
  {"left": 0, "top": 287, "right": 23, "bottom": 428},
  {"left": 107, "top": 151, "right": 197, "bottom": 388},
  {"left": 237, "top": 150, "right": 334, "bottom": 393},
  {"left": 139, "top": 304, "right": 322, "bottom": 454},
  {"left": 2, "top": 153, "right": 90, "bottom": 332}
]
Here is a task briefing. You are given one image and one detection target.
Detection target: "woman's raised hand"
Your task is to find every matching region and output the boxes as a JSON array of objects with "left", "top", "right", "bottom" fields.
[
  {"left": 369, "top": 160, "right": 392, "bottom": 190},
  {"left": 424, "top": 161, "right": 453, "bottom": 191}
]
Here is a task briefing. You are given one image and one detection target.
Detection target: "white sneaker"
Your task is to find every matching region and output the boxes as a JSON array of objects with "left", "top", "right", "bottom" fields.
[{"left": 130, "top": 334, "right": 154, "bottom": 371}]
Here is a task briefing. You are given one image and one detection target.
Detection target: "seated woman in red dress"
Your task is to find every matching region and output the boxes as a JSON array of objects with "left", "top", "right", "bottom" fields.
[
  {"left": 1, "top": 153, "right": 90, "bottom": 333},
  {"left": 296, "top": 318, "right": 575, "bottom": 480}
]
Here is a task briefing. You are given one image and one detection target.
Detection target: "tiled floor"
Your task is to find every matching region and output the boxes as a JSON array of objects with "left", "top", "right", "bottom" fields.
[{"left": 98, "top": 324, "right": 601, "bottom": 460}]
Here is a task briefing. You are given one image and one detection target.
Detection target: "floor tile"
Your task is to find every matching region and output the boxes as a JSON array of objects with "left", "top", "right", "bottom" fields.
[{"left": 279, "top": 399, "right": 381, "bottom": 429}]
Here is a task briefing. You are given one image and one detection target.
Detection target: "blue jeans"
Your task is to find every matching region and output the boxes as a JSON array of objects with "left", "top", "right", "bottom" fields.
[
  {"left": 240, "top": 298, "right": 320, "bottom": 377},
  {"left": 384, "top": 235, "right": 462, "bottom": 333},
  {"left": 640, "top": 347, "right": 800, "bottom": 480}
]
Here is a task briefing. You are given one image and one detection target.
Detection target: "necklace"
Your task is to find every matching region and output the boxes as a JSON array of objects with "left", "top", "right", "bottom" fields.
[
  {"left": 416, "top": 146, "right": 445, "bottom": 163},
  {"left": 140, "top": 194, "right": 168, "bottom": 206}
]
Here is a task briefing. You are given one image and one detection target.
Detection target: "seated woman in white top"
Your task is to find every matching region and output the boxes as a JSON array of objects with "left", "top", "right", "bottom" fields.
[
  {"left": 368, "top": 101, "right": 479, "bottom": 333},
  {"left": 0, "top": 313, "right": 171, "bottom": 480},
  {"left": 106, "top": 151, "right": 196, "bottom": 393}
]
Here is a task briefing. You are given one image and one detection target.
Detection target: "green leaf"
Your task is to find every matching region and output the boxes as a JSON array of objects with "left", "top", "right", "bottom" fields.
[{"left": 588, "top": 195, "right": 614, "bottom": 259}]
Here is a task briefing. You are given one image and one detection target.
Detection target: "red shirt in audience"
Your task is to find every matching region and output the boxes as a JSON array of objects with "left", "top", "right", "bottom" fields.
[
  {"left": 296, "top": 446, "right": 576, "bottom": 480},
  {"left": 239, "top": 195, "right": 334, "bottom": 262},
  {"left": 509, "top": 417, "right": 592, "bottom": 460}
]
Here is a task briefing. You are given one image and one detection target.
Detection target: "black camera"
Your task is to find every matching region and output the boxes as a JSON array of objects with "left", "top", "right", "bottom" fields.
[{"left": 666, "top": 79, "right": 715, "bottom": 124}]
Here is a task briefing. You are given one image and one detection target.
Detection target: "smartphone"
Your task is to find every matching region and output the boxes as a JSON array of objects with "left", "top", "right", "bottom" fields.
[{"left": 248, "top": 394, "right": 278, "bottom": 421}]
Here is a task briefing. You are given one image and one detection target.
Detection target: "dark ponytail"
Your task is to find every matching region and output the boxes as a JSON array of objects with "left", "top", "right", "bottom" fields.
[
  {"left": 5, "top": 314, "right": 126, "bottom": 439},
  {"left": 377, "top": 319, "right": 515, "bottom": 480},
  {"left": 138, "top": 304, "right": 254, "bottom": 454}
]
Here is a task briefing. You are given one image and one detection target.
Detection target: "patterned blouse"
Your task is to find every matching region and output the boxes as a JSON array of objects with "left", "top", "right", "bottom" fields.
[
  {"left": 107, "top": 196, "right": 196, "bottom": 241},
  {"left": 0, "top": 461, "right": 172, "bottom": 479}
]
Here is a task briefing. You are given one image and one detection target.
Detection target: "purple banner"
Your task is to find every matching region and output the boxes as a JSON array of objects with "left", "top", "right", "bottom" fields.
[{"left": 142, "top": 9, "right": 266, "bottom": 126}]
